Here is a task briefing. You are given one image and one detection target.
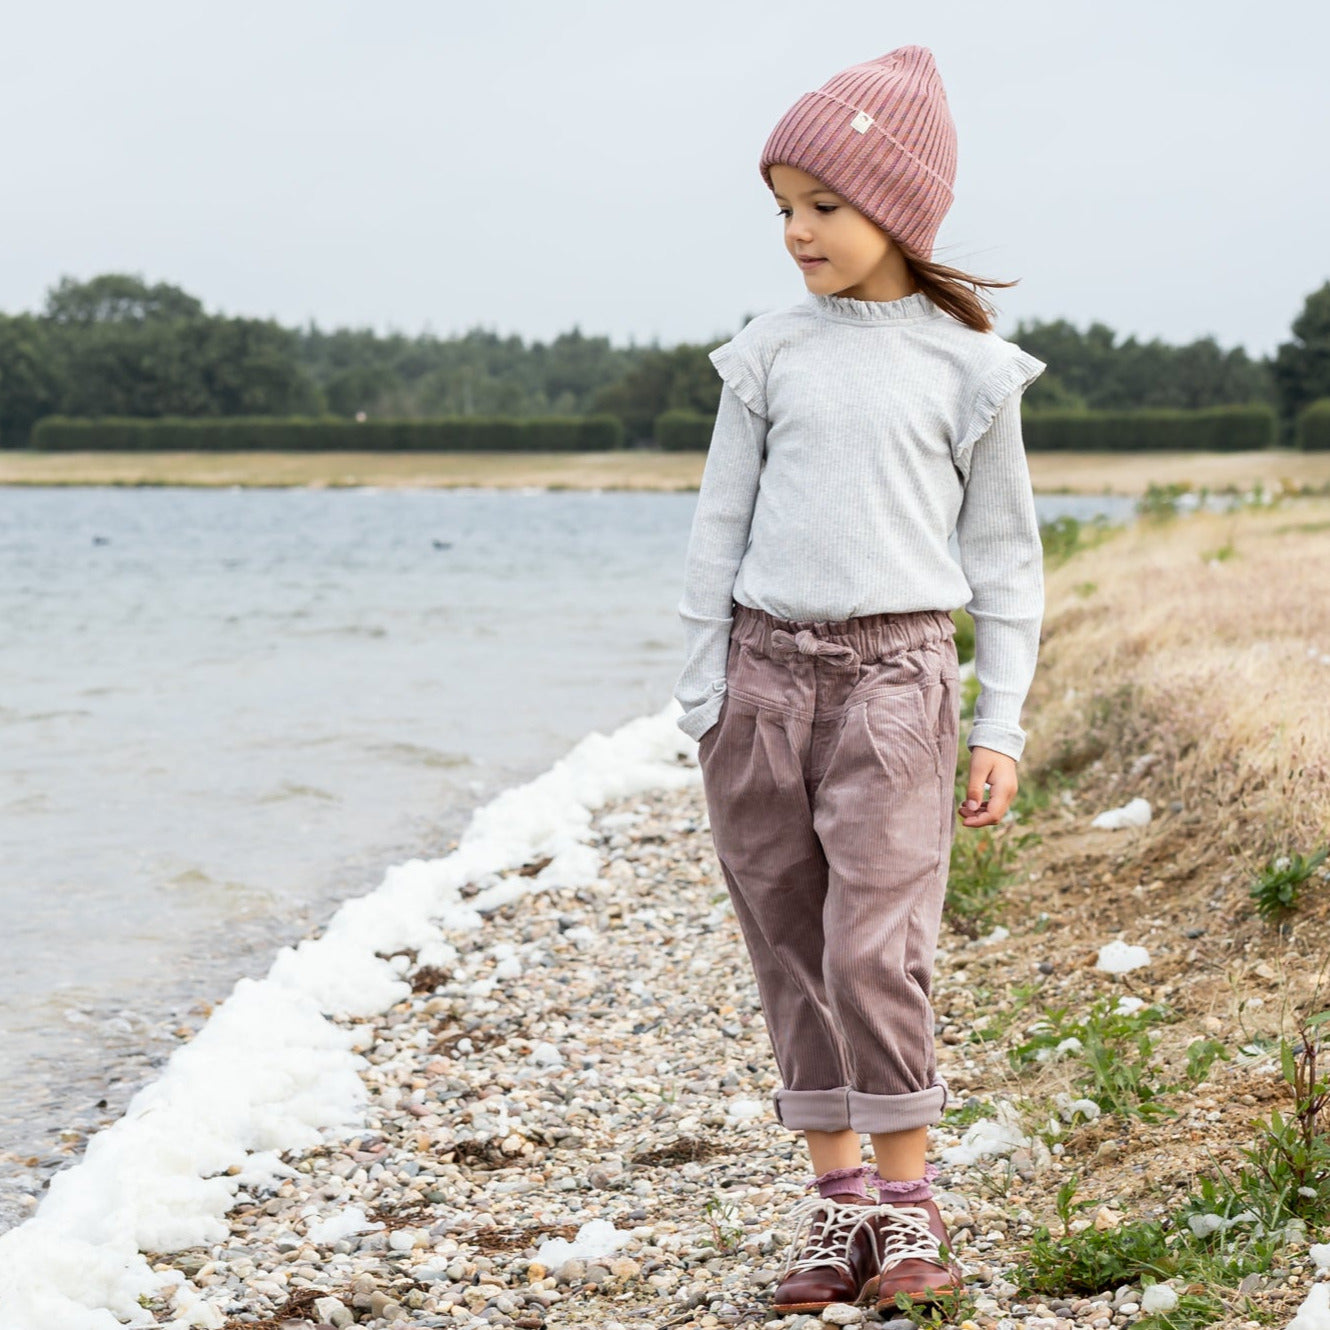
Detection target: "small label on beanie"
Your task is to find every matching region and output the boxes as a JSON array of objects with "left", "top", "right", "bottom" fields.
[{"left": 850, "top": 110, "right": 874, "bottom": 133}]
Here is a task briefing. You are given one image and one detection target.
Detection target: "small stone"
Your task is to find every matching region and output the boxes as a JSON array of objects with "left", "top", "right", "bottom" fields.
[
  {"left": 314, "top": 1298, "right": 352, "bottom": 1329},
  {"left": 585, "top": 1263, "right": 611, "bottom": 1284},
  {"left": 821, "top": 1304, "right": 864, "bottom": 1325},
  {"left": 1010, "top": 1148, "right": 1038, "bottom": 1181},
  {"left": 556, "top": 1258, "right": 586, "bottom": 1284}
]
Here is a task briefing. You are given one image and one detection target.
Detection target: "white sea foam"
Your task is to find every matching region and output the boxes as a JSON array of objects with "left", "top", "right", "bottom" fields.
[
  {"left": 1090, "top": 796, "right": 1152, "bottom": 829},
  {"left": 1288, "top": 1282, "right": 1330, "bottom": 1330},
  {"left": 939, "top": 1101, "right": 1030, "bottom": 1166},
  {"left": 1096, "top": 939, "right": 1151, "bottom": 973},
  {"left": 0, "top": 701, "right": 698, "bottom": 1330},
  {"left": 303, "top": 1205, "right": 383, "bottom": 1245},
  {"left": 532, "top": 1217, "right": 628, "bottom": 1267}
]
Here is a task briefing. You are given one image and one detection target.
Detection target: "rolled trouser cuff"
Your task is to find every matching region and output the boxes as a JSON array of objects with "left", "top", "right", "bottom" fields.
[
  {"left": 772, "top": 1086, "right": 852, "bottom": 1132},
  {"left": 846, "top": 1078, "right": 948, "bottom": 1134}
]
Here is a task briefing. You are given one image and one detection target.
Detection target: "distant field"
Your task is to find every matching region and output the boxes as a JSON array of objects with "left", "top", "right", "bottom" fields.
[
  {"left": 2, "top": 448, "right": 1328, "bottom": 496},
  {"left": 1025, "top": 449, "right": 1330, "bottom": 496}
]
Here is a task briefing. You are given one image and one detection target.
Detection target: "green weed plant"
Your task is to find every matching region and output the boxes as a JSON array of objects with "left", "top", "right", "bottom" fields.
[
  {"left": 1009, "top": 997, "right": 1221, "bottom": 1120},
  {"left": 1249, "top": 845, "right": 1329, "bottom": 921}
]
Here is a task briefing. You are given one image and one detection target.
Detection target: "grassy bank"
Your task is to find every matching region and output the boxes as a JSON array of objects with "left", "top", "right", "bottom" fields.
[
  {"left": 1027, "top": 493, "right": 1330, "bottom": 856},
  {"left": 929, "top": 493, "right": 1330, "bottom": 1327},
  {"left": 3, "top": 448, "right": 1330, "bottom": 496}
]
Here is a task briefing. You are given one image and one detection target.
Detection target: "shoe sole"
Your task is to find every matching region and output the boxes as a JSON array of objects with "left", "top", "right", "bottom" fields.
[
  {"left": 772, "top": 1274, "right": 881, "bottom": 1314},
  {"left": 875, "top": 1279, "right": 964, "bottom": 1312}
]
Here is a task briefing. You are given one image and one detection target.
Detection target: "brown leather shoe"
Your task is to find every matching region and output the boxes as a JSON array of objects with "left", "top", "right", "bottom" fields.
[
  {"left": 873, "top": 1198, "right": 964, "bottom": 1311},
  {"left": 771, "top": 1194, "right": 881, "bottom": 1312}
]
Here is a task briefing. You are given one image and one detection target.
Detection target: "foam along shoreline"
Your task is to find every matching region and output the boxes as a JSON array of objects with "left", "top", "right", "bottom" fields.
[{"left": 0, "top": 704, "right": 699, "bottom": 1329}]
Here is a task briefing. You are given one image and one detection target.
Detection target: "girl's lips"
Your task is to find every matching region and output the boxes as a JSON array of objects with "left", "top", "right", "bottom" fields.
[{"left": 799, "top": 258, "right": 826, "bottom": 268}]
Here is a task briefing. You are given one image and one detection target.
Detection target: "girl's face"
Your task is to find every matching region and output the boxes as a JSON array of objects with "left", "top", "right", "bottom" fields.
[{"left": 768, "top": 163, "right": 917, "bottom": 303}]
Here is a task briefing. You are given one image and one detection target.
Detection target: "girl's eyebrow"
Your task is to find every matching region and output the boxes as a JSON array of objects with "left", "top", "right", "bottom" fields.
[{"left": 772, "top": 186, "right": 841, "bottom": 202}]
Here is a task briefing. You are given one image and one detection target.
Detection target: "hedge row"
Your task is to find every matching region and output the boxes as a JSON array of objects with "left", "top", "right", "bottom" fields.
[
  {"left": 655, "top": 409, "right": 715, "bottom": 452},
  {"left": 1297, "top": 398, "right": 1330, "bottom": 450},
  {"left": 25, "top": 401, "right": 1325, "bottom": 453},
  {"left": 28, "top": 414, "right": 625, "bottom": 452},
  {"left": 654, "top": 404, "right": 1284, "bottom": 452},
  {"left": 1022, "top": 405, "right": 1276, "bottom": 451}
]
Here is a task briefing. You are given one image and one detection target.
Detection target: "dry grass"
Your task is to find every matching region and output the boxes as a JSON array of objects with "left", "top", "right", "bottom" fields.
[
  {"left": 1024, "top": 494, "right": 1330, "bottom": 863},
  {"left": 1025, "top": 448, "right": 1330, "bottom": 497},
  {"left": 4, "top": 447, "right": 1330, "bottom": 495}
]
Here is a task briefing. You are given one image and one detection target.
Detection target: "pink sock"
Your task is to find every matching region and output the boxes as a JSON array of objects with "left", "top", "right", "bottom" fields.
[
  {"left": 809, "top": 1163, "right": 872, "bottom": 1200},
  {"left": 869, "top": 1162, "right": 939, "bottom": 1205}
]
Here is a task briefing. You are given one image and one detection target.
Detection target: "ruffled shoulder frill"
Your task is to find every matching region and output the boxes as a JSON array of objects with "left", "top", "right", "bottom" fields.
[
  {"left": 952, "top": 341, "right": 1047, "bottom": 481},
  {"left": 708, "top": 337, "right": 767, "bottom": 418},
  {"left": 706, "top": 306, "right": 808, "bottom": 420}
]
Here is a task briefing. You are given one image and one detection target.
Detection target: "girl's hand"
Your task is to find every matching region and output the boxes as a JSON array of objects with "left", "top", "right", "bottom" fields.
[{"left": 958, "top": 747, "right": 1018, "bottom": 827}]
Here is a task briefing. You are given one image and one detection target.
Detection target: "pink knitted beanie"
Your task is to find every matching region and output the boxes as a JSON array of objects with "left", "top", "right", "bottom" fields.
[{"left": 759, "top": 45, "right": 957, "bottom": 261}]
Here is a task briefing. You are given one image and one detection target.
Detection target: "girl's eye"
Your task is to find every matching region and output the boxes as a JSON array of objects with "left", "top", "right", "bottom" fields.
[{"left": 775, "top": 205, "right": 838, "bottom": 217}]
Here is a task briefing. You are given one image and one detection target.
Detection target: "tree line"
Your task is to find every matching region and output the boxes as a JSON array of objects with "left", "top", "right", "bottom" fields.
[{"left": 2, "top": 272, "right": 1328, "bottom": 446}]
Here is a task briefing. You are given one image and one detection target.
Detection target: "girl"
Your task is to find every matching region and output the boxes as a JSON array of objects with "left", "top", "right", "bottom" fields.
[{"left": 673, "top": 45, "right": 1046, "bottom": 1315}]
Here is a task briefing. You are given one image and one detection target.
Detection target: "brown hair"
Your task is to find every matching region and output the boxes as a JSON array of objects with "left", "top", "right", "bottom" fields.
[{"left": 898, "top": 241, "right": 1019, "bottom": 334}]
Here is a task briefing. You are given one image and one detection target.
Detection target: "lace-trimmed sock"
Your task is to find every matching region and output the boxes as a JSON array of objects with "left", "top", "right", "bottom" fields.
[
  {"left": 868, "top": 1161, "right": 940, "bottom": 1205},
  {"left": 809, "top": 1163, "right": 873, "bottom": 1201}
]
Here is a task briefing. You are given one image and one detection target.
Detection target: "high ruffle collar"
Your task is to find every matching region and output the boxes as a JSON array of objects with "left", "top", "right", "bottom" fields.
[{"left": 808, "top": 289, "right": 940, "bottom": 324}]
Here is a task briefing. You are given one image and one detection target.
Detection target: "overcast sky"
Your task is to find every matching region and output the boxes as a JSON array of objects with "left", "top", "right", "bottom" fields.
[{"left": 2, "top": 1, "right": 1325, "bottom": 358}]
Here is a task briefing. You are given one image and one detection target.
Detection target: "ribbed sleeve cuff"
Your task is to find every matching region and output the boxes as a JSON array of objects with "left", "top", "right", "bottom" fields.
[
  {"left": 676, "top": 685, "right": 726, "bottom": 743},
  {"left": 966, "top": 719, "right": 1026, "bottom": 763}
]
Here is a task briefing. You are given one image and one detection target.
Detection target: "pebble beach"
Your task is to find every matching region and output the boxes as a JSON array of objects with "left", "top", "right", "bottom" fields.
[
  {"left": 67, "top": 755, "right": 1325, "bottom": 1330},
  {"left": 18, "top": 762, "right": 1100, "bottom": 1330}
]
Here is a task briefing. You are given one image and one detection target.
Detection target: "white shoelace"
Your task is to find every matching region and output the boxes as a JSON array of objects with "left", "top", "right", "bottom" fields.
[
  {"left": 875, "top": 1203, "right": 948, "bottom": 1270},
  {"left": 777, "top": 1195, "right": 882, "bottom": 1278}
]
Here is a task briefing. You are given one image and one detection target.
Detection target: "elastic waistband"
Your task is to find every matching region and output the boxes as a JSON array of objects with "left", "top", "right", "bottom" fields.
[{"left": 733, "top": 601, "right": 956, "bottom": 663}]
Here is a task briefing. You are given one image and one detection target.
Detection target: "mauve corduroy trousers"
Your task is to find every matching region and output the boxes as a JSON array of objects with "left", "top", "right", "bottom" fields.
[{"left": 697, "top": 601, "right": 960, "bottom": 1135}]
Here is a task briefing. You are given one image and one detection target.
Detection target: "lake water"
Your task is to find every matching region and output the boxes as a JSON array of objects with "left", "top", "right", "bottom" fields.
[{"left": 0, "top": 484, "right": 1136, "bottom": 1230}]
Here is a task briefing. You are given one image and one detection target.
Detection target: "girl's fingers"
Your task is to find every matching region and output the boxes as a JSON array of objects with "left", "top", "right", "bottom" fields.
[
  {"left": 959, "top": 748, "right": 1019, "bottom": 826},
  {"left": 958, "top": 801, "right": 997, "bottom": 827},
  {"left": 986, "top": 773, "right": 1018, "bottom": 821}
]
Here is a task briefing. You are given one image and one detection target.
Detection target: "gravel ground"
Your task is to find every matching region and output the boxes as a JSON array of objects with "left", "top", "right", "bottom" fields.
[{"left": 130, "top": 773, "right": 1325, "bottom": 1330}]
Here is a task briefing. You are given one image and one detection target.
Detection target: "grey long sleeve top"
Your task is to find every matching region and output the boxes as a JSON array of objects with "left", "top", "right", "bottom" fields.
[{"left": 673, "top": 287, "right": 1047, "bottom": 761}]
